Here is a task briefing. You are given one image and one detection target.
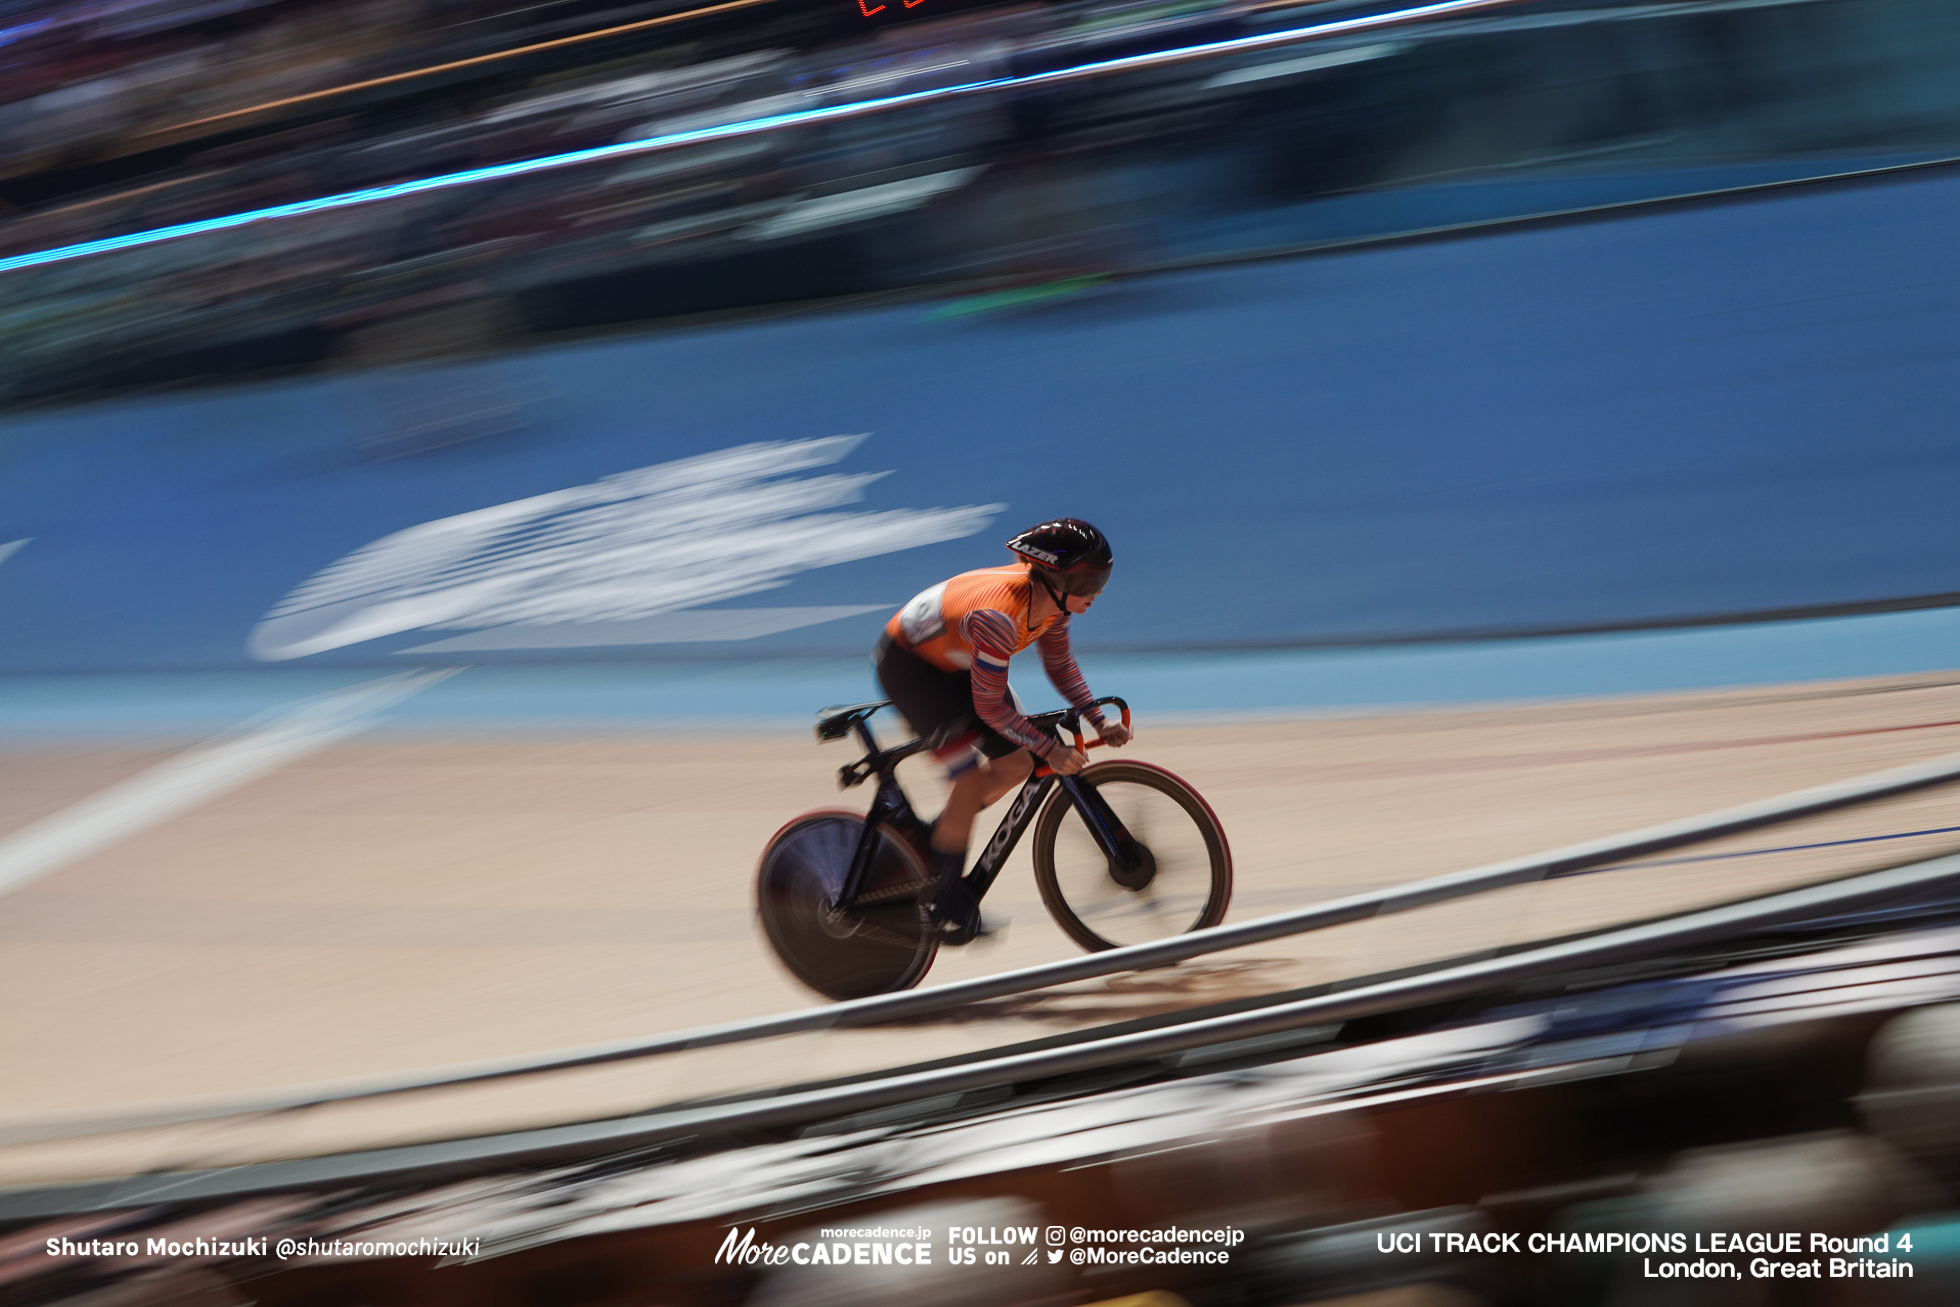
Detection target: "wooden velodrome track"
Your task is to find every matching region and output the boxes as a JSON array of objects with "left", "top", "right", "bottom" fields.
[{"left": 7, "top": 669, "right": 1960, "bottom": 1188}]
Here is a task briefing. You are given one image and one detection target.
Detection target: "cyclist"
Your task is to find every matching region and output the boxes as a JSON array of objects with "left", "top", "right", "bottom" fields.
[{"left": 876, "top": 518, "right": 1132, "bottom": 943}]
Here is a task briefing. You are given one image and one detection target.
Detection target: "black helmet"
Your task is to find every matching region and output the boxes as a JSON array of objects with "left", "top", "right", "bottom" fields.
[{"left": 1006, "top": 518, "right": 1113, "bottom": 599}]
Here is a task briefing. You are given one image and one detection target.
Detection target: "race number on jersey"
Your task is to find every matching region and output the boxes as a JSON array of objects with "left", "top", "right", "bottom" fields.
[{"left": 897, "top": 582, "right": 949, "bottom": 646}]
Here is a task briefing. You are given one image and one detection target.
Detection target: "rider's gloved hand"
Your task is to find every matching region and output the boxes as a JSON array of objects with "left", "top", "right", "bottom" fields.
[
  {"left": 1046, "top": 742, "right": 1088, "bottom": 775},
  {"left": 1097, "top": 721, "right": 1132, "bottom": 748}
]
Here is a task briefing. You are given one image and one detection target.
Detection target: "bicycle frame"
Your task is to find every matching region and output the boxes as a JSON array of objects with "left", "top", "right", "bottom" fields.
[
  {"left": 831, "top": 698, "right": 1137, "bottom": 912},
  {"left": 962, "top": 769, "right": 1140, "bottom": 899}
]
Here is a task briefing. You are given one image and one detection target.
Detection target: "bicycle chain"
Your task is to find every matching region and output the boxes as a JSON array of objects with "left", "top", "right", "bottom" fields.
[{"left": 852, "top": 877, "right": 932, "bottom": 906}]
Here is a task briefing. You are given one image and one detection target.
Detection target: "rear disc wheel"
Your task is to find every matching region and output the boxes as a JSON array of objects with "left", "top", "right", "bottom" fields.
[{"left": 756, "top": 810, "right": 938, "bottom": 1000}]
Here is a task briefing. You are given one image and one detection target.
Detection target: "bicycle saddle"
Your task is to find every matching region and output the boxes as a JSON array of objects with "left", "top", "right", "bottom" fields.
[{"left": 816, "top": 700, "right": 892, "bottom": 742}]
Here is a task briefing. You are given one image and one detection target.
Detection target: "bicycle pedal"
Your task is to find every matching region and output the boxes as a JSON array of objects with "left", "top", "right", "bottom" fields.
[{"left": 932, "top": 909, "right": 1005, "bottom": 947}]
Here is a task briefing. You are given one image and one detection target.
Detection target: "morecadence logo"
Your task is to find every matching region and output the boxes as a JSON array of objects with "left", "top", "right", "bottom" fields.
[{"left": 249, "top": 435, "right": 1002, "bottom": 659}]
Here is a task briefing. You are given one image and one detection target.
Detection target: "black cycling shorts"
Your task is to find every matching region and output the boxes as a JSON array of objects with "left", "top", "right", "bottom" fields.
[{"left": 875, "top": 635, "right": 1025, "bottom": 763}]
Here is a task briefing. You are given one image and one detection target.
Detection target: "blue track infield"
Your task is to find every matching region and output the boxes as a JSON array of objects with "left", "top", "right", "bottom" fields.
[{"left": 6, "top": 603, "right": 1960, "bottom": 738}]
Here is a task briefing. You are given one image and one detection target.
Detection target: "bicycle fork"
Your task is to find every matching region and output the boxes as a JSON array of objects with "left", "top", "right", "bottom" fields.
[{"left": 1057, "top": 774, "right": 1154, "bottom": 889}]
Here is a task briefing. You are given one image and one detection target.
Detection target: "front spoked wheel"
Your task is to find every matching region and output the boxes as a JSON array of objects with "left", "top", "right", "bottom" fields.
[
  {"left": 1031, "top": 761, "right": 1232, "bottom": 952},
  {"left": 756, "top": 810, "right": 937, "bottom": 1000}
]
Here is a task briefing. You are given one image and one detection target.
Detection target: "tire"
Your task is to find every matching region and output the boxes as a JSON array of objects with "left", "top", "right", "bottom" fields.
[
  {"left": 1031, "top": 761, "right": 1232, "bottom": 952},
  {"left": 756, "top": 809, "right": 938, "bottom": 1001}
]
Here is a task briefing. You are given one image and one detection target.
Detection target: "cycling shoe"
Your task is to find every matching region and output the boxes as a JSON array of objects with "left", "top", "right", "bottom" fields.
[{"left": 927, "top": 867, "right": 988, "bottom": 946}]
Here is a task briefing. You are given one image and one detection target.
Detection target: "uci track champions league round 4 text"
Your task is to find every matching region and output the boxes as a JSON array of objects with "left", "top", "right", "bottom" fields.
[{"left": 1374, "top": 1229, "right": 1919, "bottom": 1282}]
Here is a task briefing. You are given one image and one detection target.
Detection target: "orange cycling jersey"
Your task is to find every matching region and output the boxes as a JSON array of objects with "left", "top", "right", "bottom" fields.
[
  {"left": 886, "top": 563, "right": 1104, "bottom": 757},
  {"left": 886, "top": 565, "right": 1061, "bottom": 671}
]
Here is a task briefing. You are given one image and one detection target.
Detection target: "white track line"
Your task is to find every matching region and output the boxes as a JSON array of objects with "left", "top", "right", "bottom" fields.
[{"left": 0, "top": 669, "right": 458, "bottom": 899}]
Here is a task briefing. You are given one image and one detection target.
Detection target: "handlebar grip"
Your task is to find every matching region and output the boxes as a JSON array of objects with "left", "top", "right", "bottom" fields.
[{"left": 1062, "top": 697, "right": 1132, "bottom": 752}]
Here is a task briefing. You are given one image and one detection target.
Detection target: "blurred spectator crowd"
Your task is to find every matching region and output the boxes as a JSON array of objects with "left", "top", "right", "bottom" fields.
[
  {"left": 0, "top": 0, "right": 1245, "bottom": 257},
  {"left": 2, "top": 0, "right": 1959, "bottom": 407}
]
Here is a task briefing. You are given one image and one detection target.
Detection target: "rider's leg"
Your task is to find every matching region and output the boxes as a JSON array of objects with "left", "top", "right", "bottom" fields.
[
  {"left": 873, "top": 636, "right": 1032, "bottom": 941},
  {"left": 930, "top": 749, "right": 1033, "bottom": 858},
  {"left": 926, "top": 749, "right": 1031, "bottom": 944}
]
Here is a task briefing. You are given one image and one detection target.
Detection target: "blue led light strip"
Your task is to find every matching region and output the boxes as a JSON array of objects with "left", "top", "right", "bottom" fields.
[{"left": 0, "top": 0, "right": 1529, "bottom": 276}]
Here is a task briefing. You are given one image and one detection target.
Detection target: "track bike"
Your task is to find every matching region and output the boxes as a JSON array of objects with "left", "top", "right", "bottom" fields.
[{"left": 755, "top": 696, "right": 1232, "bottom": 1000}]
